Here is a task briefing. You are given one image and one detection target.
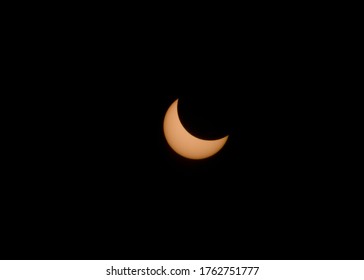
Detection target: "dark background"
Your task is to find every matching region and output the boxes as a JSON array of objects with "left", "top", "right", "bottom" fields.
[{"left": 2, "top": 11, "right": 362, "bottom": 260}]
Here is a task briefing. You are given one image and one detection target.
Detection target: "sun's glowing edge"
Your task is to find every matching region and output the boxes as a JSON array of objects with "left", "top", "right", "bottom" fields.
[{"left": 163, "top": 99, "right": 229, "bottom": 160}]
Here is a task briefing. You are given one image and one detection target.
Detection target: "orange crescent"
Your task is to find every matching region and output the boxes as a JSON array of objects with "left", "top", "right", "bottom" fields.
[{"left": 163, "top": 99, "right": 229, "bottom": 160}]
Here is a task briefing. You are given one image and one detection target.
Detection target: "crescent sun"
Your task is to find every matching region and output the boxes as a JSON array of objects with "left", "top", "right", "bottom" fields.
[{"left": 163, "top": 99, "right": 229, "bottom": 160}]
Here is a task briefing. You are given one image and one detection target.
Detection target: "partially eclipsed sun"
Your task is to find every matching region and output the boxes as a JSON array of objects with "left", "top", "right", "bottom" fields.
[{"left": 163, "top": 99, "right": 229, "bottom": 160}]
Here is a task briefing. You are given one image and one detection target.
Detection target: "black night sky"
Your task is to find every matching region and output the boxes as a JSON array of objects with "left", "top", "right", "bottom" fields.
[{"left": 2, "top": 15, "right": 362, "bottom": 261}]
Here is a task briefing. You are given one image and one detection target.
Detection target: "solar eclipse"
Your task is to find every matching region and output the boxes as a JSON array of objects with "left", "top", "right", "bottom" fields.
[{"left": 163, "top": 99, "right": 229, "bottom": 160}]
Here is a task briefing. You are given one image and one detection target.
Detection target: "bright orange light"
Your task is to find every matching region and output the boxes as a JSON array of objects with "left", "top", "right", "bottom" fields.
[{"left": 163, "top": 99, "right": 229, "bottom": 160}]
